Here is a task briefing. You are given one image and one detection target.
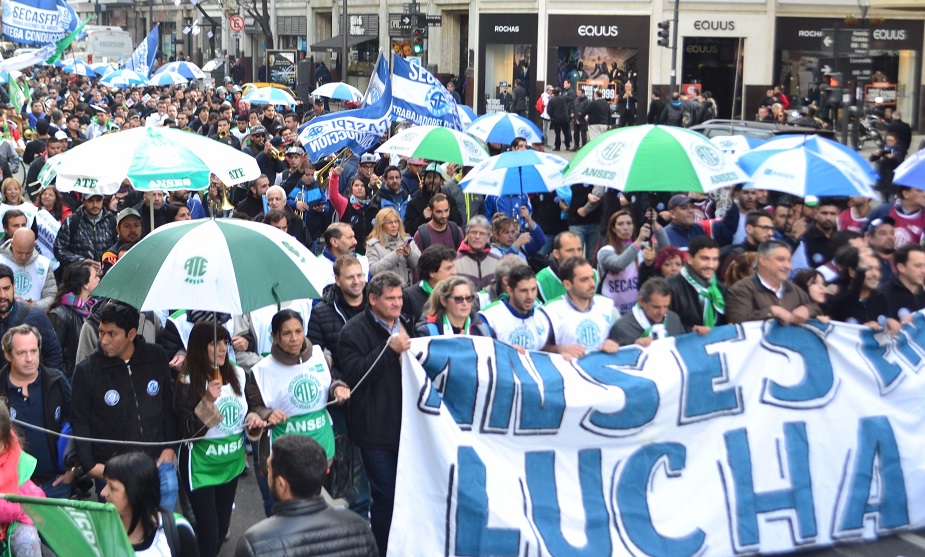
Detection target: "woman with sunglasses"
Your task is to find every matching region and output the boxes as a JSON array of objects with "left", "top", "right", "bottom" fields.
[{"left": 415, "top": 276, "right": 490, "bottom": 337}]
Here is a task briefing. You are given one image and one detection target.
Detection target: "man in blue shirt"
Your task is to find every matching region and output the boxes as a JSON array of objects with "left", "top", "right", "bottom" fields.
[{"left": 663, "top": 194, "right": 706, "bottom": 251}]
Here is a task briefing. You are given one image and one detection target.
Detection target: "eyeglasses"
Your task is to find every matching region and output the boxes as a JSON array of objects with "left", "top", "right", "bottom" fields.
[
  {"left": 449, "top": 295, "right": 475, "bottom": 304},
  {"left": 383, "top": 220, "right": 400, "bottom": 226},
  {"left": 752, "top": 225, "right": 775, "bottom": 231},
  {"left": 251, "top": 134, "right": 266, "bottom": 138}
]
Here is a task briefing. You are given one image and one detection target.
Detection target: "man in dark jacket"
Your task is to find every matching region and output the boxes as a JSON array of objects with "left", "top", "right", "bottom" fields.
[
  {"left": 887, "top": 111, "right": 913, "bottom": 152},
  {"left": 669, "top": 236, "right": 726, "bottom": 334},
  {"left": 236, "top": 175, "right": 271, "bottom": 219},
  {"left": 403, "top": 245, "right": 457, "bottom": 327},
  {"left": 0, "top": 324, "right": 74, "bottom": 499},
  {"left": 647, "top": 91, "right": 665, "bottom": 124},
  {"left": 659, "top": 92, "right": 689, "bottom": 127},
  {"left": 53, "top": 194, "right": 118, "bottom": 272},
  {"left": 0, "top": 265, "right": 64, "bottom": 371},
  {"left": 511, "top": 78, "right": 528, "bottom": 117},
  {"left": 583, "top": 90, "right": 611, "bottom": 141},
  {"left": 546, "top": 88, "right": 570, "bottom": 151},
  {"left": 337, "top": 271, "right": 410, "bottom": 557},
  {"left": 726, "top": 240, "right": 819, "bottom": 324},
  {"left": 235, "top": 435, "right": 378, "bottom": 557},
  {"left": 569, "top": 87, "right": 590, "bottom": 150},
  {"left": 71, "top": 301, "right": 179, "bottom": 505},
  {"left": 306, "top": 254, "right": 371, "bottom": 518}
]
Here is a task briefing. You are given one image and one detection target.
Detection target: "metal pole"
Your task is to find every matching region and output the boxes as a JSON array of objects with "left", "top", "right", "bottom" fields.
[
  {"left": 669, "top": 0, "right": 680, "bottom": 93},
  {"left": 342, "top": 0, "right": 348, "bottom": 83}
]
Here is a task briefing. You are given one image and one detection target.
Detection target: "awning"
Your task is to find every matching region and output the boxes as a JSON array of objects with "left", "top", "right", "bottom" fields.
[
  {"left": 310, "top": 35, "right": 377, "bottom": 52},
  {"left": 870, "top": 0, "right": 925, "bottom": 10}
]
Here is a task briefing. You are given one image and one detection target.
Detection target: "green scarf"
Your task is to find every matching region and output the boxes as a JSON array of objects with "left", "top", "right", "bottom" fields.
[
  {"left": 420, "top": 280, "right": 434, "bottom": 295},
  {"left": 681, "top": 265, "right": 725, "bottom": 327}
]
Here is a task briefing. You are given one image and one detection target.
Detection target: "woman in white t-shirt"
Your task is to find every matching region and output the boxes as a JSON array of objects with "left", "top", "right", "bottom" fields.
[{"left": 102, "top": 452, "right": 198, "bottom": 556}]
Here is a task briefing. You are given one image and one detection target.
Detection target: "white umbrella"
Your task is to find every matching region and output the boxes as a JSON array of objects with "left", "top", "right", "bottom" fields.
[
  {"left": 311, "top": 82, "right": 363, "bottom": 102},
  {"left": 37, "top": 126, "right": 260, "bottom": 194}
]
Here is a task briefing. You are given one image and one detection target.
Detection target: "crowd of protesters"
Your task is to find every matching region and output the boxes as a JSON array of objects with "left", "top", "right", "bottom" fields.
[{"left": 0, "top": 58, "right": 915, "bottom": 557}]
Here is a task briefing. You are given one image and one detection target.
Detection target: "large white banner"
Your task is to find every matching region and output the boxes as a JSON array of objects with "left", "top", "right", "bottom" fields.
[{"left": 393, "top": 317, "right": 925, "bottom": 556}]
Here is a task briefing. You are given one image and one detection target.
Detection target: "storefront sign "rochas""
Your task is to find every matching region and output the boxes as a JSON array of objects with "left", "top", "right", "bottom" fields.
[
  {"left": 579, "top": 25, "right": 619, "bottom": 37},
  {"left": 494, "top": 25, "right": 520, "bottom": 32}
]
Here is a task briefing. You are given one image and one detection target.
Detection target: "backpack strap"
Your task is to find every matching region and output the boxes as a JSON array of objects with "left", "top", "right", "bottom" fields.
[
  {"left": 417, "top": 222, "right": 432, "bottom": 248},
  {"left": 448, "top": 221, "right": 462, "bottom": 247},
  {"left": 160, "top": 509, "right": 180, "bottom": 557}
]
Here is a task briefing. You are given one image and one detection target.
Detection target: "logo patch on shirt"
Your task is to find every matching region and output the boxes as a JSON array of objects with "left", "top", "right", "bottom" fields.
[
  {"left": 9, "top": 408, "right": 15, "bottom": 419},
  {"left": 104, "top": 390, "right": 120, "bottom": 406},
  {"left": 54, "top": 406, "right": 61, "bottom": 422},
  {"left": 146, "top": 380, "right": 159, "bottom": 396}
]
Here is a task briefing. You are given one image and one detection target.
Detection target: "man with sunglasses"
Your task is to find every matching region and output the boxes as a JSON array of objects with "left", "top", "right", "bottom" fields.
[
  {"left": 242, "top": 124, "right": 268, "bottom": 158},
  {"left": 544, "top": 257, "right": 618, "bottom": 358}
]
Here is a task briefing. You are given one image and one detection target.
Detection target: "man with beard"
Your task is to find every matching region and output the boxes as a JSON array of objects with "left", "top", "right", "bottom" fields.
[
  {"left": 870, "top": 243, "right": 925, "bottom": 336},
  {"left": 866, "top": 216, "right": 896, "bottom": 286},
  {"left": 670, "top": 236, "right": 726, "bottom": 333},
  {"left": 0, "top": 265, "right": 63, "bottom": 370},
  {"left": 719, "top": 211, "right": 776, "bottom": 279},
  {"left": 544, "top": 257, "right": 619, "bottom": 358},
  {"left": 235, "top": 175, "right": 270, "bottom": 219},
  {"left": 412, "top": 194, "right": 462, "bottom": 251},
  {"left": 404, "top": 164, "right": 461, "bottom": 234},
  {"left": 714, "top": 186, "right": 759, "bottom": 246},
  {"left": 54, "top": 195, "right": 117, "bottom": 274},
  {"left": 838, "top": 196, "right": 872, "bottom": 233},
  {"left": 168, "top": 189, "right": 207, "bottom": 220},
  {"left": 241, "top": 124, "right": 267, "bottom": 158},
  {"left": 791, "top": 199, "right": 839, "bottom": 271},
  {"left": 479, "top": 265, "right": 552, "bottom": 352},
  {"left": 867, "top": 186, "right": 925, "bottom": 249},
  {"left": 105, "top": 208, "right": 142, "bottom": 255},
  {"left": 133, "top": 190, "right": 168, "bottom": 235}
]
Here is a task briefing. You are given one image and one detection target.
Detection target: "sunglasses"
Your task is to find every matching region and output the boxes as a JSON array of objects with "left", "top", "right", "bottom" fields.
[{"left": 449, "top": 295, "right": 475, "bottom": 304}]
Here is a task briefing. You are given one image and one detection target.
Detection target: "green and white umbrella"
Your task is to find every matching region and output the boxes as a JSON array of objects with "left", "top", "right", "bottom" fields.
[
  {"left": 38, "top": 126, "right": 260, "bottom": 194},
  {"left": 94, "top": 219, "right": 328, "bottom": 313},
  {"left": 561, "top": 125, "right": 748, "bottom": 192},
  {"left": 375, "top": 125, "right": 489, "bottom": 166}
]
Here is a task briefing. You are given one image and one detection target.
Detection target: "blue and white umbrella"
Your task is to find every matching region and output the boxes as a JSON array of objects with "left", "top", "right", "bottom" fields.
[
  {"left": 242, "top": 86, "right": 298, "bottom": 106},
  {"left": 893, "top": 148, "right": 925, "bottom": 189},
  {"left": 153, "top": 61, "right": 205, "bottom": 80},
  {"left": 99, "top": 69, "right": 148, "bottom": 88},
  {"left": 62, "top": 59, "right": 96, "bottom": 77},
  {"left": 736, "top": 135, "right": 878, "bottom": 199},
  {"left": 459, "top": 150, "right": 568, "bottom": 206},
  {"left": 467, "top": 113, "right": 543, "bottom": 145},
  {"left": 149, "top": 71, "right": 189, "bottom": 87},
  {"left": 89, "top": 62, "right": 115, "bottom": 77},
  {"left": 311, "top": 81, "right": 362, "bottom": 102},
  {"left": 709, "top": 134, "right": 765, "bottom": 159},
  {"left": 457, "top": 105, "right": 478, "bottom": 131}
]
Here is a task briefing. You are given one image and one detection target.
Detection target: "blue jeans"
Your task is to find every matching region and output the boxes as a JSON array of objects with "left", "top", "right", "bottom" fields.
[
  {"left": 569, "top": 223, "right": 600, "bottom": 262},
  {"left": 252, "top": 441, "right": 275, "bottom": 517},
  {"left": 361, "top": 447, "right": 398, "bottom": 557},
  {"left": 158, "top": 462, "right": 179, "bottom": 512},
  {"left": 37, "top": 478, "right": 72, "bottom": 500}
]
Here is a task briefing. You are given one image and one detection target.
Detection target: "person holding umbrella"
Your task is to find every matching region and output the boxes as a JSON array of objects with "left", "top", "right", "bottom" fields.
[
  {"left": 174, "top": 322, "right": 258, "bottom": 557},
  {"left": 245, "top": 309, "right": 350, "bottom": 517}
]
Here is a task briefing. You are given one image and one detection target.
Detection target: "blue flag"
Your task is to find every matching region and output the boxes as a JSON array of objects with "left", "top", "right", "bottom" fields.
[
  {"left": 391, "top": 55, "right": 461, "bottom": 130},
  {"left": 2, "top": 0, "right": 80, "bottom": 44},
  {"left": 298, "top": 52, "right": 392, "bottom": 161},
  {"left": 125, "top": 25, "right": 158, "bottom": 77}
]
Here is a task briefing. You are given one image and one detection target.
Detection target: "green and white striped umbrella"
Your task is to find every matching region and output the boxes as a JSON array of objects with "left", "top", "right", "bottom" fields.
[
  {"left": 37, "top": 126, "right": 260, "bottom": 194},
  {"left": 375, "top": 125, "right": 489, "bottom": 166},
  {"left": 93, "top": 219, "right": 327, "bottom": 313},
  {"left": 561, "top": 125, "right": 748, "bottom": 193}
]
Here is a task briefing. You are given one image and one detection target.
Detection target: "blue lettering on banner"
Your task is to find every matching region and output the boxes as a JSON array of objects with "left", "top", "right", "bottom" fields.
[
  {"left": 455, "top": 446, "right": 520, "bottom": 556},
  {"left": 834, "top": 416, "right": 909, "bottom": 537},
  {"left": 525, "top": 450, "right": 611, "bottom": 556},
  {"left": 676, "top": 325, "right": 745, "bottom": 423},
  {"left": 577, "top": 348, "right": 659, "bottom": 436},
  {"left": 858, "top": 327, "right": 905, "bottom": 392},
  {"left": 418, "top": 337, "right": 478, "bottom": 426},
  {"left": 723, "top": 422, "right": 817, "bottom": 551},
  {"left": 760, "top": 321, "right": 837, "bottom": 408},
  {"left": 484, "top": 343, "right": 564, "bottom": 434},
  {"left": 616, "top": 443, "right": 706, "bottom": 556}
]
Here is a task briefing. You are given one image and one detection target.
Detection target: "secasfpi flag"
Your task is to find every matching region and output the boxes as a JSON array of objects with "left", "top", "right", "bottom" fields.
[
  {"left": 391, "top": 55, "right": 461, "bottom": 129},
  {"left": 297, "top": 52, "right": 391, "bottom": 161},
  {"left": 393, "top": 317, "right": 925, "bottom": 556},
  {"left": 3, "top": 494, "right": 134, "bottom": 556},
  {"left": 124, "top": 25, "right": 158, "bottom": 78},
  {"left": 2, "top": 0, "right": 80, "bottom": 44}
]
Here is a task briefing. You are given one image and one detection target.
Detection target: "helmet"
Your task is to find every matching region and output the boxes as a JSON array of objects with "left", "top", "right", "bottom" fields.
[
  {"left": 223, "top": 75, "right": 233, "bottom": 83},
  {"left": 216, "top": 86, "right": 227, "bottom": 96},
  {"left": 231, "top": 85, "right": 242, "bottom": 94}
]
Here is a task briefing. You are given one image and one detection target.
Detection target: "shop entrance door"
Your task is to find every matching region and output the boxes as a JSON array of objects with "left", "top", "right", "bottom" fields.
[{"left": 682, "top": 37, "right": 743, "bottom": 120}]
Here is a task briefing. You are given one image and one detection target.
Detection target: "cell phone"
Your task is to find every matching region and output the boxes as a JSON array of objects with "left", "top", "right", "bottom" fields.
[{"left": 403, "top": 237, "right": 414, "bottom": 247}]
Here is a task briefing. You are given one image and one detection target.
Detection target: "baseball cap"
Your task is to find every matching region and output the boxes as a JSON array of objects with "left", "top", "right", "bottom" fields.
[
  {"left": 269, "top": 136, "right": 283, "bottom": 147},
  {"left": 423, "top": 162, "right": 443, "bottom": 176},
  {"left": 286, "top": 145, "right": 305, "bottom": 155},
  {"left": 865, "top": 216, "right": 895, "bottom": 234},
  {"left": 360, "top": 153, "right": 378, "bottom": 165},
  {"left": 667, "top": 194, "right": 693, "bottom": 210},
  {"left": 53, "top": 130, "right": 69, "bottom": 141},
  {"left": 408, "top": 157, "right": 426, "bottom": 165},
  {"left": 117, "top": 207, "right": 141, "bottom": 225},
  {"left": 249, "top": 125, "right": 267, "bottom": 135}
]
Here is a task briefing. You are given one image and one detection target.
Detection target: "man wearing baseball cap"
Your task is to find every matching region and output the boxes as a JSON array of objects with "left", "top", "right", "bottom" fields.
[
  {"left": 86, "top": 106, "right": 118, "bottom": 140},
  {"left": 663, "top": 194, "right": 706, "bottom": 250},
  {"left": 401, "top": 157, "right": 427, "bottom": 197},
  {"left": 54, "top": 193, "right": 117, "bottom": 274}
]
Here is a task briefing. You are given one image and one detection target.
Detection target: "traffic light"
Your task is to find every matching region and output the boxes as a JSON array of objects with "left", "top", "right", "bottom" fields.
[
  {"left": 412, "top": 28, "right": 425, "bottom": 55},
  {"left": 657, "top": 20, "right": 671, "bottom": 48},
  {"left": 825, "top": 71, "right": 844, "bottom": 105}
]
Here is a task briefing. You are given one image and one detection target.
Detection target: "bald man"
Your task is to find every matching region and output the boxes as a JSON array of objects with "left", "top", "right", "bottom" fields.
[{"left": 0, "top": 228, "right": 57, "bottom": 309}]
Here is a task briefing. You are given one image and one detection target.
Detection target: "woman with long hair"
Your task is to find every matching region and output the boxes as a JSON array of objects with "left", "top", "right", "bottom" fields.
[
  {"left": 825, "top": 249, "right": 884, "bottom": 326},
  {"left": 489, "top": 213, "right": 545, "bottom": 260},
  {"left": 596, "top": 210, "right": 669, "bottom": 313},
  {"left": 415, "top": 276, "right": 489, "bottom": 337},
  {"left": 245, "top": 309, "right": 350, "bottom": 516},
  {"left": 328, "top": 167, "right": 375, "bottom": 254},
  {"left": 48, "top": 261, "right": 99, "bottom": 378},
  {"left": 102, "top": 452, "right": 198, "bottom": 556},
  {"left": 0, "top": 179, "right": 36, "bottom": 229},
  {"left": 174, "top": 322, "right": 253, "bottom": 557},
  {"left": 366, "top": 207, "right": 421, "bottom": 286},
  {"left": 34, "top": 186, "right": 71, "bottom": 223}
]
